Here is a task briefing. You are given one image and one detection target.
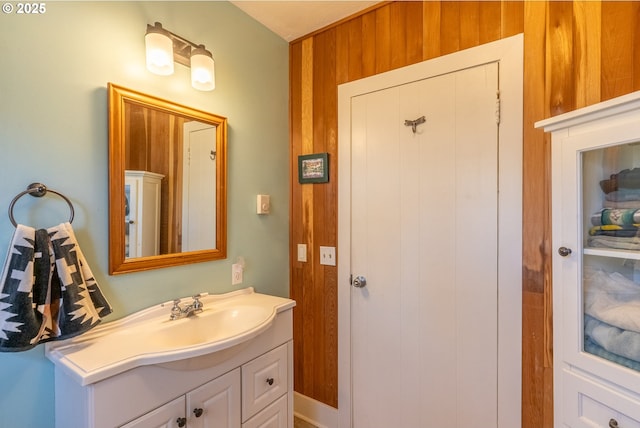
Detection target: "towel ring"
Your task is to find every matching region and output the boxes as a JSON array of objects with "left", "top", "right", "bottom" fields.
[{"left": 8, "top": 183, "right": 75, "bottom": 227}]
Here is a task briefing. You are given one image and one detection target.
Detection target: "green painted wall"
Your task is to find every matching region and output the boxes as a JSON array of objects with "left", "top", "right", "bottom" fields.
[{"left": 0, "top": 2, "right": 289, "bottom": 426}]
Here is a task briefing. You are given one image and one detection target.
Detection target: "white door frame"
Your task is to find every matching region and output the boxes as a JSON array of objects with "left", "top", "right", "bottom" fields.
[{"left": 337, "top": 34, "right": 523, "bottom": 428}]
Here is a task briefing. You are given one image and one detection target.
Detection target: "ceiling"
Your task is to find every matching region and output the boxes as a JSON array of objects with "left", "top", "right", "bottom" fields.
[{"left": 230, "top": 1, "right": 381, "bottom": 42}]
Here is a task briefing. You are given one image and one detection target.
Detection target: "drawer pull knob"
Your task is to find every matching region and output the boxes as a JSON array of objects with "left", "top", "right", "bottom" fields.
[
  {"left": 609, "top": 419, "right": 619, "bottom": 428},
  {"left": 193, "top": 407, "right": 203, "bottom": 418},
  {"left": 177, "top": 417, "right": 187, "bottom": 427},
  {"left": 266, "top": 377, "right": 274, "bottom": 386}
]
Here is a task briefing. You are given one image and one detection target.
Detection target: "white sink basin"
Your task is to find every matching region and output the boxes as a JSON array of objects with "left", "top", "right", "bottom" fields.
[
  {"left": 148, "top": 305, "right": 272, "bottom": 348},
  {"left": 45, "top": 288, "right": 295, "bottom": 385}
]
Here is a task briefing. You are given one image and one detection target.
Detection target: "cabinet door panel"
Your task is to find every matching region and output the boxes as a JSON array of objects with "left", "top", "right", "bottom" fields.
[
  {"left": 561, "top": 129, "right": 640, "bottom": 390},
  {"left": 120, "top": 396, "right": 185, "bottom": 428},
  {"left": 124, "top": 170, "right": 163, "bottom": 258},
  {"left": 187, "top": 368, "right": 241, "bottom": 428}
]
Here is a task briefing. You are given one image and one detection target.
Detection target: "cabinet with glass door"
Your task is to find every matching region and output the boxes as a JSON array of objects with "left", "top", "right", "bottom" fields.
[{"left": 538, "top": 91, "right": 640, "bottom": 428}]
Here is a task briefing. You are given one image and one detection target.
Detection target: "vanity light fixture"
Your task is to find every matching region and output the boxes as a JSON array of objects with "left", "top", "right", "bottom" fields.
[
  {"left": 144, "top": 22, "right": 174, "bottom": 76},
  {"left": 190, "top": 45, "right": 215, "bottom": 91},
  {"left": 144, "top": 22, "right": 216, "bottom": 91}
]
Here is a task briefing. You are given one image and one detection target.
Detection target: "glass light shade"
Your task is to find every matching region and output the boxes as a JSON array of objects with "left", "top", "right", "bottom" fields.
[
  {"left": 190, "top": 47, "right": 215, "bottom": 91},
  {"left": 145, "top": 29, "right": 174, "bottom": 76}
]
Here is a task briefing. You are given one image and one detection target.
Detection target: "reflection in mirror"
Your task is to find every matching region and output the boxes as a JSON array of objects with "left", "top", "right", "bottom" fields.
[{"left": 108, "top": 83, "right": 227, "bottom": 274}]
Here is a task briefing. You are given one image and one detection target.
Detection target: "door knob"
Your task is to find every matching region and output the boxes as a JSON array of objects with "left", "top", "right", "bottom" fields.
[
  {"left": 558, "top": 247, "right": 572, "bottom": 257},
  {"left": 176, "top": 417, "right": 187, "bottom": 427},
  {"left": 352, "top": 276, "right": 367, "bottom": 288},
  {"left": 193, "top": 408, "right": 203, "bottom": 417}
]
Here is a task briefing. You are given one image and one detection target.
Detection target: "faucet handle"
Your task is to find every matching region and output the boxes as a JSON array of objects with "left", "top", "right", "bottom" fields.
[
  {"left": 191, "top": 294, "right": 203, "bottom": 310},
  {"left": 169, "top": 300, "right": 184, "bottom": 320},
  {"left": 191, "top": 292, "right": 208, "bottom": 299}
]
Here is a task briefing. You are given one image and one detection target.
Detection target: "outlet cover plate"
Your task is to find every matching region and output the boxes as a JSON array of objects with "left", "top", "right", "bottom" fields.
[
  {"left": 319, "top": 246, "right": 336, "bottom": 266},
  {"left": 232, "top": 263, "right": 243, "bottom": 285}
]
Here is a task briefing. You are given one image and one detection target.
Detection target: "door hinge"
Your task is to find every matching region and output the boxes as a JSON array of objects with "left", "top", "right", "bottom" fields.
[
  {"left": 349, "top": 274, "right": 353, "bottom": 285},
  {"left": 495, "top": 90, "right": 501, "bottom": 125}
]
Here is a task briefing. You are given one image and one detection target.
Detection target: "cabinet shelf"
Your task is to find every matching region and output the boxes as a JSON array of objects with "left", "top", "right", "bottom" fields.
[{"left": 584, "top": 247, "right": 640, "bottom": 260}]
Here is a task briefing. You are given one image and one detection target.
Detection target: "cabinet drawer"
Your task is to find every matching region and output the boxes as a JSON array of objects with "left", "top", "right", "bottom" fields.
[
  {"left": 242, "top": 343, "right": 288, "bottom": 421},
  {"left": 242, "top": 394, "right": 288, "bottom": 428},
  {"left": 563, "top": 369, "right": 640, "bottom": 428}
]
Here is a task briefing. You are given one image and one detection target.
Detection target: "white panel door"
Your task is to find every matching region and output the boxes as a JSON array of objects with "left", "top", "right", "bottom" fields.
[
  {"left": 182, "top": 121, "right": 217, "bottom": 251},
  {"left": 350, "top": 62, "right": 499, "bottom": 428}
]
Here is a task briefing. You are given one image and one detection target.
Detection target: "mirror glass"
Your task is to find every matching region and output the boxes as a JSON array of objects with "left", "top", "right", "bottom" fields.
[{"left": 108, "top": 83, "right": 227, "bottom": 274}]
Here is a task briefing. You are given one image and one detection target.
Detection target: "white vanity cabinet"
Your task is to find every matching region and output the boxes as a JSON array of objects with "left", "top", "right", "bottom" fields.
[
  {"left": 121, "top": 368, "right": 240, "bottom": 428},
  {"left": 46, "top": 290, "right": 295, "bottom": 428},
  {"left": 537, "top": 91, "right": 640, "bottom": 428},
  {"left": 125, "top": 170, "right": 164, "bottom": 258},
  {"left": 121, "top": 343, "right": 291, "bottom": 428}
]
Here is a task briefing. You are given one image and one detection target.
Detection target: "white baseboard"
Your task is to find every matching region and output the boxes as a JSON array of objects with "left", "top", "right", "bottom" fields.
[{"left": 293, "top": 392, "right": 338, "bottom": 428}]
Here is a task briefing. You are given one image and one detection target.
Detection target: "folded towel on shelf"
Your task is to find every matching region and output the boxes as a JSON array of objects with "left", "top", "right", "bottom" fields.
[
  {"left": 584, "top": 267, "right": 640, "bottom": 333},
  {"left": 585, "top": 315, "right": 640, "bottom": 364},
  {"left": 591, "top": 208, "right": 640, "bottom": 226},
  {"left": 589, "top": 224, "right": 640, "bottom": 237},
  {"left": 584, "top": 336, "right": 640, "bottom": 372},
  {"left": 605, "top": 188, "right": 640, "bottom": 202},
  {"left": 0, "top": 222, "right": 112, "bottom": 352},
  {"left": 587, "top": 235, "right": 640, "bottom": 251},
  {"left": 604, "top": 200, "right": 640, "bottom": 210}
]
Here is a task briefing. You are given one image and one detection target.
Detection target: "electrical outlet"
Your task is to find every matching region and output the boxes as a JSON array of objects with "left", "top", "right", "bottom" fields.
[
  {"left": 319, "top": 246, "right": 336, "bottom": 266},
  {"left": 232, "top": 263, "right": 243, "bottom": 285}
]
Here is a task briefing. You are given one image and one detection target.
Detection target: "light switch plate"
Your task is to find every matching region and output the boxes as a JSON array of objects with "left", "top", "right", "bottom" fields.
[
  {"left": 319, "top": 246, "right": 336, "bottom": 266},
  {"left": 297, "top": 244, "right": 307, "bottom": 262},
  {"left": 257, "top": 194, "right": 270, "bottom": 214}
]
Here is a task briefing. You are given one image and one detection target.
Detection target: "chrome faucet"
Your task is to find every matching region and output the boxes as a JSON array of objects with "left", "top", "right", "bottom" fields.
[{"left": 169, "top": 294, "right": 205, "bottom": 320}]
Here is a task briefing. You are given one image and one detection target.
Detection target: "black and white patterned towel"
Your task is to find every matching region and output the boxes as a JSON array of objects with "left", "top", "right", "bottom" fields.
[{"left": 0, "top": 222, "right": 112, "bottom": 352}]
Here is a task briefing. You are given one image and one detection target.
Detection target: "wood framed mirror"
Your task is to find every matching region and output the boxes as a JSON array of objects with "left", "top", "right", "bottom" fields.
[{"left": 108, "top": 83, "right": 227, "bottom": 274}]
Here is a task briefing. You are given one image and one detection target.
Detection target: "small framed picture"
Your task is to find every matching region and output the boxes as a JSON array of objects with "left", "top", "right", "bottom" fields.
[{"left": 298, "top": 153, "right": 329, "bottom": 184}]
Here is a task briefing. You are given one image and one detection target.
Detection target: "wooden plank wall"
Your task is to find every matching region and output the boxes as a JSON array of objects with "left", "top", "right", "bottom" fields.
[{"left": 289, "top": 1, "right": 640, "bottom": 425}]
